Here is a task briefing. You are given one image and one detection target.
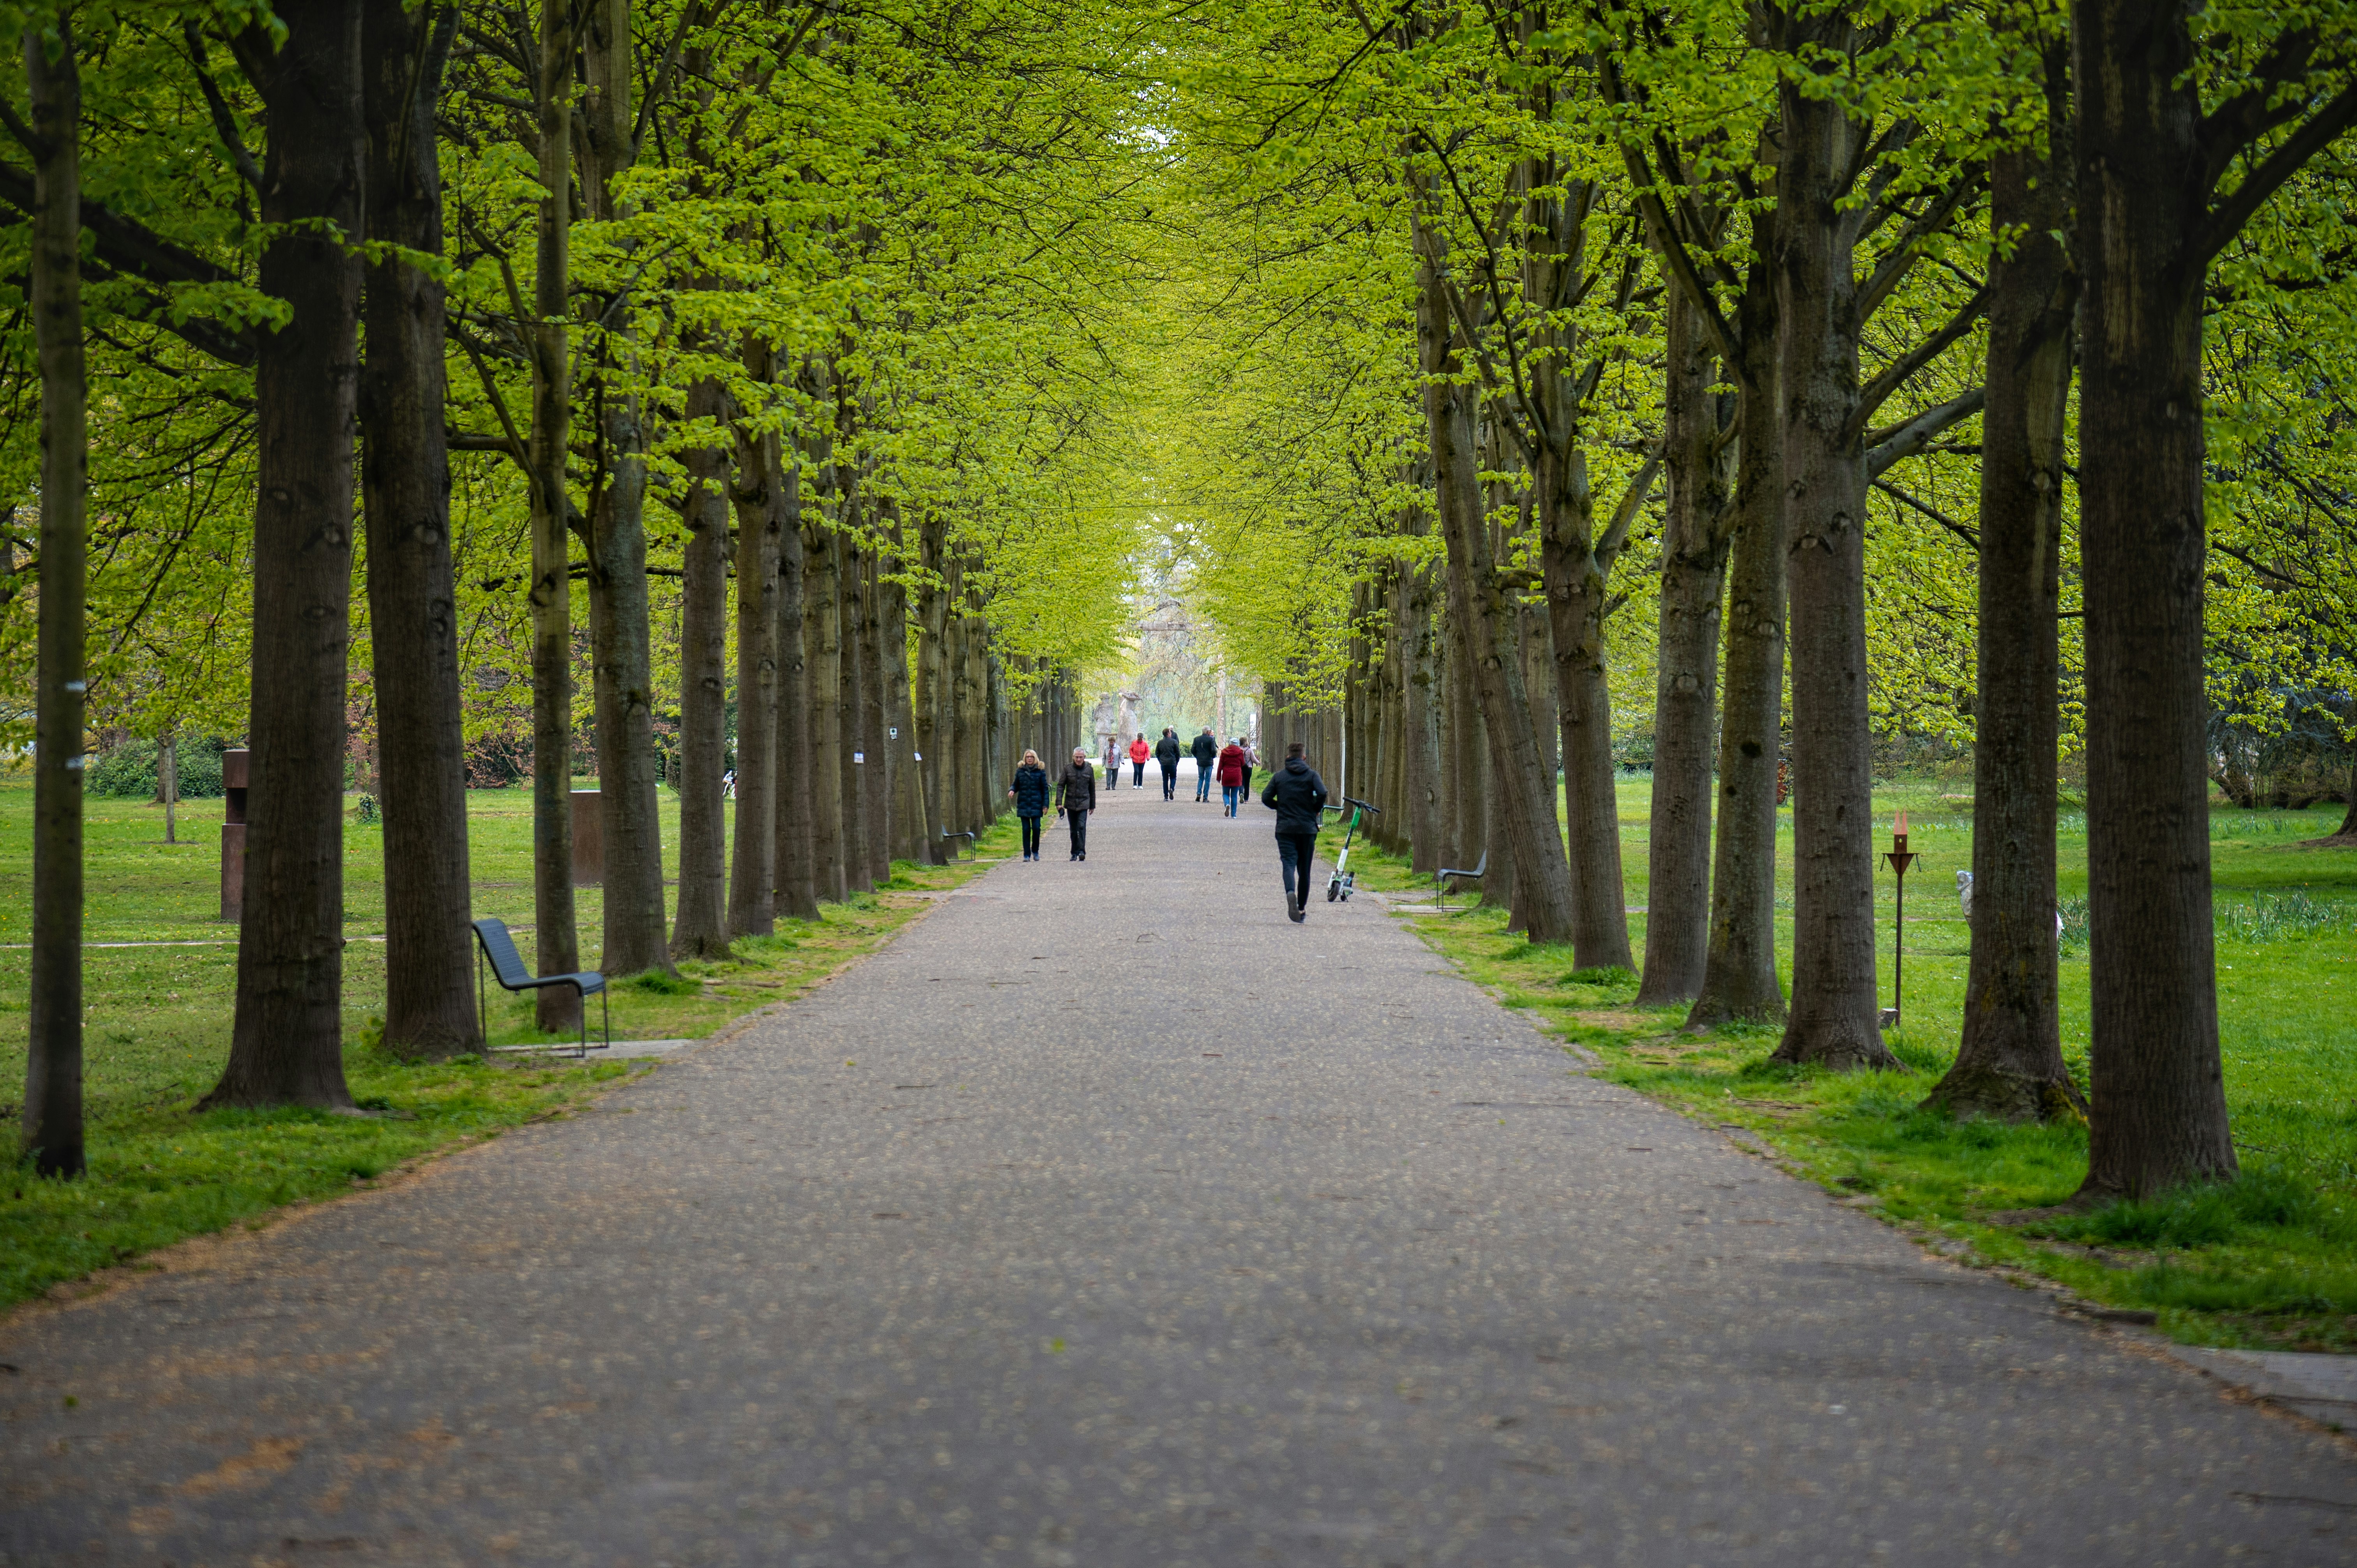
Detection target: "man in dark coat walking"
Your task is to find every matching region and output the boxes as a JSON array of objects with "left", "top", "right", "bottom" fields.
[
  {"left": 1260, "top": 741, "right": 1329, "bottom": 922},
  {"left": 1190, "top": 727, "right": 1218, "bottom": 801},
  {"left": 1153, "top": 728, "right": 1184, "bottom": 800},
  {"left": 1057, "top": 747, "right": 1096, "bottom": 860}
]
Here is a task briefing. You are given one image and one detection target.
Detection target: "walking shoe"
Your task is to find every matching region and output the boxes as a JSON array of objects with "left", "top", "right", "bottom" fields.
[{"left": 1289, "top": 905, "right": 1306, "bottom": 923}]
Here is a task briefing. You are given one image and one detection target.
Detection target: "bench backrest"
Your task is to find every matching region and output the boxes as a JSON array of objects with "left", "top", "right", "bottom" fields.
[{"left": 472, "top": 918, "right": 534, "bottom": 989}]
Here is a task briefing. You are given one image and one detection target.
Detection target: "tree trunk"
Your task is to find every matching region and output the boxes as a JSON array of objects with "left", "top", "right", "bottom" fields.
[
  {"left": 1543, "top": 468, "right": 1636, "bottom": 971},
  {"left": 670, "top": 374, "right": 732, "bottom": 961},
  {"left": 160, "top": 733, "right": 178, "bottom": 844},
  {"left": 1689, "top": 246, "right": 1788, "bottom": 1028},
  {"left": 1637, "top": 284, "right": 1732, "bottom": 1006},
  {"left": 881, "top": 562, "right": 924, "bottom": 861},
  {"left": 2072, "top": 0, "right": 2235, "bottom": 1194},
  {"left": 1417, "top": 238, "right": 1576, "bottom": 941},
  {"left": 859, "top": 545, "right": 892, "bottom": 881},
  {"left": 1768, "top": 21, "right": 1897, "bottom": 1070},
  {"left": 587, "top": 389, "right": 670, "bottom": 975},
  {"left": 22, "top": 17, "right": 86, "bottom": 1172},
  {"left": 728, "top": 345, "right": 779, "bottom": 938},
  {"left": 361, "top": 0, "right": 475, "bottom": 1060},
  {"left": 836, "top": 528, "right": 873, "bottom": 893},
  {"left": 804, "top": 513, "right": 846, "bottom": 903},
  {"left": 527, "top": 0, "right": 580, "bottom": 1032},
  {"left": 581, "top": 0, "right": 669, "bottom": 979},
  {"left": 1403, "top": 553, "right": 1442, "bottom": 873},
  {"left": 1925, "top": 54, "right": 2085, "bottom": 1123},
  {"left": 207, "top": 0, "right": 364, "bottom": 1109},
  {"left": 769, "top": 445, "right": 818, "bottom": 919},
  {"left": 915, "top": 516, "right": 950, "bottom": 864}
]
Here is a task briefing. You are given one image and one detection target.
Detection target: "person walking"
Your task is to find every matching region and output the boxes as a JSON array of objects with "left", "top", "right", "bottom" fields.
[
  {"left": 1007, "top": 749, "right": 1051, "bottom": 862},
  {"left": 1261, "top": 740, "right": 1328, "bottom": 922},
  {"left": 1127, "top": 733, "right": 1150, "bottom": 788},
  {"left": 1154, "top": 727, "right": 1184, "bottom": 800},
  {"left": 1238, "top": 736, "right": 1259, "bottom": 795},
  {"left": 1057, "top": 747, "right": 1097, "bottom": 860},
  {"left": 1217, "top": 736, "right": 1247, "bottom": 816},
  {"left": 1102, "top": 735, "right": 1120, "bottom": 790},
  {"left": 1191, "top": 727, "right": 1218, "bottom": 801}
]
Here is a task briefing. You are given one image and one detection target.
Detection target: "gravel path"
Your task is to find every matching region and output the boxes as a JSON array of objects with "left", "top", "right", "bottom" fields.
[{"left": 5, "top": 791, "right": 2351, "bottom": 1566}]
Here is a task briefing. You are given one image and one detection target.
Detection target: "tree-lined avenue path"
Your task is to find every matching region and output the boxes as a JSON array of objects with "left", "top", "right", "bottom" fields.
[{"left": 4, "top": 789, "right": 2351, "bottom": 1564}]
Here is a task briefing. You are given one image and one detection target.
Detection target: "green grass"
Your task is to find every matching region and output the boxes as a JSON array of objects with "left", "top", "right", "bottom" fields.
[
  {"left": 0, "top": 777, "right": 1021, "bottom": 1312},
  {"left": 1325, "top": 781, "right": 2357, "bottom": 1354}
]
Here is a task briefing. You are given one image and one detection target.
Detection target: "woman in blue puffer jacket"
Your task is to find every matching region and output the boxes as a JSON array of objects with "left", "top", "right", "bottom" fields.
[{"left": 1007, "top": 750, "right": 1052, "bottom": 861}]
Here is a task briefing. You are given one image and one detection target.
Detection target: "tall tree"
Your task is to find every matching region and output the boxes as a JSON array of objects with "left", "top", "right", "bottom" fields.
[
  {"left": 205, "top": 0, "right": 365, "bottom": 1109},
  {"left": 528, "top": 0, "right": 583, "bottom": 1032},
  {"left": 2071, "top": 0, "right": 2357, "bottom": 1195},
  {"left": 1925, "top": 24, "right": 2082, "bottom": 1122},
  {"left": 670, "top": 372, "right": 733, "bottom": 959},
  {"left": 361, "top": 0, "right": 477, "bottom": 1059},
  {"left": 18, "top": 9, "right": 85, "bottom": 1173}
]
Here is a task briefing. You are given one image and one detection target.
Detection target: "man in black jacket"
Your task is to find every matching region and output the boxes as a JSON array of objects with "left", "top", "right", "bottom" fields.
[
  {"left": 1056, "top": 747, "right": 1096, "bottom": 861},
  {"left": 1190, "top": 727, "right": 1218, "bottom": 801},
  {"left": 1153, "top": 728, "right": 1184, "bottom": 800},
  {"left": 1260, "top": 741, "right": 1329, "bottom": 922}
]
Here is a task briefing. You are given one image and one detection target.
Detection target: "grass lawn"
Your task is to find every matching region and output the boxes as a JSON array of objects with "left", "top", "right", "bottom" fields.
[
  {"left": 0, "top": 777, "right": 1020, "bottom": 1312},
  {"left": 1324, "top": 779, "right": 2357, "bottom": 1355}
]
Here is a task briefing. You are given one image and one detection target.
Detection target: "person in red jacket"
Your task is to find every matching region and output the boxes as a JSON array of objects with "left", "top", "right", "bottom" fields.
[
  {"left": 1127, "top": 733, "right": 1150, "bottom": 788},
  {"left": 1216, "top": 738, "right": 1248, "bottom": 817}
]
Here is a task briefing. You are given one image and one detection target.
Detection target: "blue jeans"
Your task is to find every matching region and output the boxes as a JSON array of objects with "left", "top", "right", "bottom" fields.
[
  {"left": 1195, "top": 767, "right": 1213, "bottom": 800},
  {"left": 1222, "top": 784, "right": 1241, "bottom": 816}
]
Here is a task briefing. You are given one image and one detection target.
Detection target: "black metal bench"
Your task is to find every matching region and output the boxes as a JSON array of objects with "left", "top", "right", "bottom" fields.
[
  {"left": 471, "top": 916, "right": 609, "bottom": 1058},
  {"left": 1434, "top": 851, "right": 1488, "bottom": 905}
]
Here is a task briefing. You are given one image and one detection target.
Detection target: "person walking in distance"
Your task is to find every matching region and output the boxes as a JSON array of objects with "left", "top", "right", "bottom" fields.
[
  {"left": 1191, "top": 726, "right": 1218, "bottom": 801},
  {"left": 1154, "top": 727, "right": 1184, "bottom": 800},
  {"left": 1217, "top": 736, "right": 1247, "bottom": 817},
  {"left": 1102, "top": 734, "right": 1120, "bottom": 791},
  {"left": 1128, "top": 732, "right": 1150, "bottom": 789},
  {"left": 1058, "top": 747, "right": 1097, "bottom": 861},
  {"left": 1008, "top": 749, "right": 1051, "bottom": 862},
  {"left": 1238, "top": 736, "right": 1259, "bottom": 795},
  {"left": 1261, "top": 740, "right": 1328, "bottom": 922}
]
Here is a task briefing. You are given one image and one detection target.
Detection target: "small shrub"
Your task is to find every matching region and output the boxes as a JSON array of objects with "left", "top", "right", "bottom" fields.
[{"left": 354, "top": 793, "right": 379, "bottom": 824}]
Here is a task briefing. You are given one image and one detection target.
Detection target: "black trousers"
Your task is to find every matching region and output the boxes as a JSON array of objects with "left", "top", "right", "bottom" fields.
[
  {"left": 1159, "top": 761, "right": 1177, "bottom": 798},
  {"left": 1132, "top": 761, "right": 1146, "bottom": 786},
  {"left": 1067, "top": 809, "right": 1088, "bottom": 856},
  {"left": 1277, "top": 832, "right": 1317, "bottom": 906},
  {"left": 1019, "top": 814, "right": 1042, "bottom": 855}
]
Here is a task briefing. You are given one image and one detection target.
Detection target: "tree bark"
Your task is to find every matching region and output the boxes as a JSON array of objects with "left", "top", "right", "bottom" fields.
[
  {"left": 527, "top": 0, "right": 580, "bottom": 1031},
  {"left": 670, "top": 374, "right": 732, "bottom": 960},
  {"left": 858, "top": 544, "right": 892, "bottom": 881},
  {"left": 769, "top": 442, "right": 818, "bottom": 919},
  {"left": 1417, "top": 233, "right": 1576, "bottom": 942},
  {"left": 1689, "top": 238, "right": 1788, "bottom": 1028},
  {"left": 360, "top": 0, "right": 475, "bottom": 1060},
  {"left": 208, "top": 0, "right": 364, "bottom": 1109},
  {"left": 915, "top": 514, "right": 951, "bottom": 864},
  {"left": 22, "top": 16, "right": 85, "bottom": 1172},
  {"left": 1403, "top": 550, "right": 1442, "bottom": 873},
  {"left": 1925, "top": 49, "right": 2085, "bottom": 1123},
  {"left": 1768, "top": 13, "right": 1898, "bottom": 1070},
  {"left": 804, "top": 513, "right": 846, "bottom": 902},
  {"left": 836, "top": 527, "right": 873, "bottom": 893},
  {"left": 1638, "top": 284, "right": 1732, "bottom": 1006},
  {"left": 728, "top": 345, "right": 779, "bottom": 938},
  {"left": 2072, "top": 0, "right": 2235, "bottom": 1194},
  {"left": 580, "top": 0, "right": 669, "bottom": 978}
]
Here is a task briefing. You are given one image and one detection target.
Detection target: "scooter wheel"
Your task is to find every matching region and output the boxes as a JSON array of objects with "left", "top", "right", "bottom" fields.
[{"left": 1326, "top": 883, "right": 1341, "bottom": 902}]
